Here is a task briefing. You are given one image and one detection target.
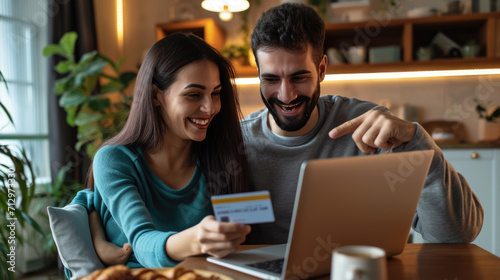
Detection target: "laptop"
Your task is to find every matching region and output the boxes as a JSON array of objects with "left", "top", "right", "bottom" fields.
[{"left": 207, "top": 150, "right": 434, "bottom": 280}]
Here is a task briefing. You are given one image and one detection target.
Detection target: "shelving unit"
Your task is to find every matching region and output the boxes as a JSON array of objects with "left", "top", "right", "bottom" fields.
[
  {"left": 156, "top": 18, "right": 226, "bottom": 50},
  {"left": 156, "top": 13, "right": 500, "bottom": 77},
  {"left": 323, "top": 11, "right": 500, "bottom": 75}
]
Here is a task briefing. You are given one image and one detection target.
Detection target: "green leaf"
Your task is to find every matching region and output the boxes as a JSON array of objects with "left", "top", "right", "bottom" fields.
[
  {"left": 78, "top": 50, "right": 98, "bottom": 64},
  {"left": 55, "top": 60, "right": 74, "bottom": 74},
  {"left": 75, "top": 109, "right": 103, "bottom": 126},
  {"left": 88, "top": 97, "right": 111, "bottom": 112},
  {"left": 60, "top": 32, "right": 78, "bottom": 59},
  {"left": 59, "top": 89, "right": 88, "bottom": 107},
  {"left": 65, "top": 106, "right": 78, "bottom": 126},
  {"left": 74, "top": 59, "right": 107, "bottom": 86},
  {"left": 115, "top": 57, "right": 126, "bottom": 71},
  {"left": 101, "top": 80, "right": 123, "bottom": 94},
  {"left": 20, "top": 211, "right": 44, "bottom": 236},
  {"left": 119, "top": 72, "right": 137, "bottom": 89},
  {"left": 42, "top": 44, "right": 68, "bottom": 58},
  {"left": 0, "top": 70, "right": 8, "bottom": 92},
  {"left": 54, "top": 74, "right": 74, "bottom": 95},
  {"left": 0, "top": 101, "right": 13, "bottom": 125}
]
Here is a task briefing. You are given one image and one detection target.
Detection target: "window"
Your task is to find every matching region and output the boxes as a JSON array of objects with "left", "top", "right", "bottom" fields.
[{"left": 0, "top": 0, "right": 50, "bottom": 186}]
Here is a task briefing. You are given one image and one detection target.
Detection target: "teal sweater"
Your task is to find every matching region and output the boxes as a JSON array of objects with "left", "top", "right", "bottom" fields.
[{"left": 71, "top": 145, "right": 213, "bottom": 268}]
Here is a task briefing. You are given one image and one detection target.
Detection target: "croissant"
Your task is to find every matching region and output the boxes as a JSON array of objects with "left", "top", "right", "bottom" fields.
[{"left": 81, "top": 265, "right": 221, "bottom": 280}]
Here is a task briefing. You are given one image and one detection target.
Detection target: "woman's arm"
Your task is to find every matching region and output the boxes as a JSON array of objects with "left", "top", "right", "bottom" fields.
[
  {"left": 89, "top": 210, "right": 132, "bottom": 266},
  {"left": 166, "top": 215, "right": 251, "bottom": 261}
]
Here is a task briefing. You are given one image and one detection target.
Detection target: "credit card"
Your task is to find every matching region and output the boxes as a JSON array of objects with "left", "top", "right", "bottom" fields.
[{"left": 211, "top": 190, "right": 275, "bottom": 224}]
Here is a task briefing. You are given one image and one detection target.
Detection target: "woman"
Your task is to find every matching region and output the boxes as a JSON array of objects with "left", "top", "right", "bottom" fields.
[{"left": 72, "top": 32, "right": 251, "bottom": 270}]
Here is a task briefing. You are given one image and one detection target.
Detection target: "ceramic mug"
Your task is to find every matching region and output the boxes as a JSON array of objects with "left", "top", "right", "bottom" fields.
[
  {"left": 331, "top": 245, "right": 387, "bottom": 280},
  {"left": 327, "top": 47, "right": 345, "bottom": 65},
  {"left": 342, "top": 46, "right": 366, "bottom": 64}
]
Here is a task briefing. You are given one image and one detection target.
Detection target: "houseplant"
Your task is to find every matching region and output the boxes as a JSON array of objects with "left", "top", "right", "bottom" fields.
[
  {"left": 43, "top": 31, "right": 136, "bottom": 158},
  {"left": 0, "top": 70, "right": 44, "bottom": 280},
  {"left": 475, "top": 99, "right": 500, "bottom": 142}
]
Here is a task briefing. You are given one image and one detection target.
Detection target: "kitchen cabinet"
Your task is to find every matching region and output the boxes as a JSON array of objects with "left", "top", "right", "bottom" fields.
[{"left": 413, "top": 149, "right": 500, "bottom": 257}]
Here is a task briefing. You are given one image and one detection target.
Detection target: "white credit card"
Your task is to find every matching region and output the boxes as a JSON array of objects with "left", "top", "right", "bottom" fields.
[{"left": 211, "top": 190, "right": 275, "bottom": 224}]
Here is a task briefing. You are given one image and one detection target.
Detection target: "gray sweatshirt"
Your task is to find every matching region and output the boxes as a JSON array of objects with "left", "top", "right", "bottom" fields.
[{"left": 240, "top": 95, "right": 483, "bottom": 244}]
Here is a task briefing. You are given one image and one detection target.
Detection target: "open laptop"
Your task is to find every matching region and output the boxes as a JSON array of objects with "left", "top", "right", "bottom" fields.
[{"left": 207, "top": 150, "right": 434, "bottom": 280}]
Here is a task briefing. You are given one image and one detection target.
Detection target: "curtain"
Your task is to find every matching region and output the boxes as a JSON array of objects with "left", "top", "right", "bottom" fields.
[{"left": 48, "top": 0, "right": 97, "bottom": 184}]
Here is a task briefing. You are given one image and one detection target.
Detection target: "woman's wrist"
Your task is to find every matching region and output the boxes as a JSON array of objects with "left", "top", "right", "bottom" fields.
[{"left": 165, "top": 225, "right": 201, "bottom": 262}]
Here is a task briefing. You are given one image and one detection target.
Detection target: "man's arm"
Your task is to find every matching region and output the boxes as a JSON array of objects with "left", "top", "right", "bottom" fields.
[{"left": 330, "top": 109, "right": 483, "bottom": 242}]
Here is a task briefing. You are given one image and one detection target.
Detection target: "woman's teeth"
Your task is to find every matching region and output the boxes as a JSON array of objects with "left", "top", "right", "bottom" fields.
[{"left": 189, "top": 118, "right": 209, "bottom": 125}]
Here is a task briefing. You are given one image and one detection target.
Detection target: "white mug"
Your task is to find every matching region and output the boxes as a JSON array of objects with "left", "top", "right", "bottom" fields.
[
  {"left": 342, "top": 46, "right": 366, "bottom": 64},
  {"left": 331, "top": 245, "right": 387, "bottom": 280},
  {"left": 327, "top": 48, "right": 344, "bottom": 65}
]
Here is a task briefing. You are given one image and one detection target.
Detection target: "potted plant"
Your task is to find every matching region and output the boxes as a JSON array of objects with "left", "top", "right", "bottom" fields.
[
  {"left": 43, "top": 32, "right": 136, "bottom": 158},
  {"left": 0, "top": 70, "right": 44, "bottom": 280},
  {"left": 475, "top": 99, "right": 500, "bottom": 142},
  {"left": 221, "top": 43, "right": 250, "bottom": 67}
]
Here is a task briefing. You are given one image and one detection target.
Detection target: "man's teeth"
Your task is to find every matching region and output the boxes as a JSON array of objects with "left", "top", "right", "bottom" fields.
[
  {"left": 190, "top": 118, "right": 209, "bottom": 125},
  {"left": 281, "top": 102, "right": 302, "bottom": 111}
]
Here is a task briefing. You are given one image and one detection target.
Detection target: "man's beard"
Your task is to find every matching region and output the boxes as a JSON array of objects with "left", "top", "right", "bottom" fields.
[{"left": 261, "top": 81, "right": 320, "bottom": 132}]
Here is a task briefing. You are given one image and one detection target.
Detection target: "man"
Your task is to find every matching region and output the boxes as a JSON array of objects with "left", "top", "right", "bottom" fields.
[{"left": 241, "top": 2, "right": 483, "bottom": 245}]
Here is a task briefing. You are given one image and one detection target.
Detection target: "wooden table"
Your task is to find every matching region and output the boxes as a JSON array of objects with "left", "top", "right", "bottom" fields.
[{"left": 178, "top": 244, "right": 500, "bottom": 280}]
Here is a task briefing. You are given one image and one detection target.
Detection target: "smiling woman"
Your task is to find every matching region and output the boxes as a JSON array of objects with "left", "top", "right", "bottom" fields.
[{"left": 54, "top": 32, "right": 251, "bottom": 279}]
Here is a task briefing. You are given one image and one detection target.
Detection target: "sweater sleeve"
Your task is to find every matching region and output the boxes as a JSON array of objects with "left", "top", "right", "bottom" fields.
[
  {"left": 93, "top": 146, "right": 178, "bottom": 267},
  {"left": 394, "top": 124, "right": 484, "bottom": 243}
]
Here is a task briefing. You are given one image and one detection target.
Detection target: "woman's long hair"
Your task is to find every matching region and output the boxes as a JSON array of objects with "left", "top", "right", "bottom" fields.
[{"left": 87, "top": 33, "right": 248, "bottom": 195}]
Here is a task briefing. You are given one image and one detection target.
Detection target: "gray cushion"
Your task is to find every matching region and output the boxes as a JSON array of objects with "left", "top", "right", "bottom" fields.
[{"left": 47, "top": 204, "right": 105, "bottom": 279}]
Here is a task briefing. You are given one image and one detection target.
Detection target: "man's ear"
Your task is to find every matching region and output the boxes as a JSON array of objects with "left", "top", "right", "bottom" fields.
[{"left": 318, "top": 54, "right": 327, "bottom": 82}]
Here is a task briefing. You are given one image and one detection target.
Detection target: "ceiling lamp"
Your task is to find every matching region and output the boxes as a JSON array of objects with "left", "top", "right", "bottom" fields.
[{"left": 201, "top": 0, "right": 250, "bottom": 21}]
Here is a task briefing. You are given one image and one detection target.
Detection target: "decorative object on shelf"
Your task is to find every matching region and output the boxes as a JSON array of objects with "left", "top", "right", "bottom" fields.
[
  {"left": 447, "top": 0, "right": 463, "bottom": 14},
  {"left": 421, "top": 120, "right": 466, "bottom": 143},
  {"left": 308, "top": 0, "right": 330, "bottom": 20},
  {"left": 406, "top": 7, "right": 438, "bottom": 18},
  {"left": 369, "top": 45, "right": 401, "bottom": 63},
  {"left": 327, "top": 47, "right": 345, "bottom": 65},
  {"left": 330, "top": 0, "right": 370, "bottom": 22},
  {"left": 430, "top": 32, "right": 462, "bottom": 58},
  {"left": 201, "top": 0, "right": 249, "bottom": 21},
  {"left": 221, "top": 44, "right": 250, "bottom": 67},
  {"left": 416, "top": 46, "right": 433, "bottom": 61},
  {"left": 475, "top": 99, "right": 500, "bottom": 142},
  {"left": 461, "top": 40, "right": 481, "bottom": 58},
  {"left": 342, "top": 46, "right": 367, "bottom": 64}
]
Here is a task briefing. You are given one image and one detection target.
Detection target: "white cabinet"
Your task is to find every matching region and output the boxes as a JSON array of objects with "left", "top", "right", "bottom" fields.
[{"left": 414, "top": 149, "right": 499, "bottom": 256}]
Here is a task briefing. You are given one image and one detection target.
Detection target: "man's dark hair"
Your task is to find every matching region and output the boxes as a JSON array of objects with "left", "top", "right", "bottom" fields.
[{"left": 251, "top": 2, "right": 325, "bottom": 67}]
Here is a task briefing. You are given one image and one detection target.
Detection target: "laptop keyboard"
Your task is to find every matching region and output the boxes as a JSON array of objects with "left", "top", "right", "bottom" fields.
[{"left": 247, "top": 258, "right": 284, "bottom": 274}]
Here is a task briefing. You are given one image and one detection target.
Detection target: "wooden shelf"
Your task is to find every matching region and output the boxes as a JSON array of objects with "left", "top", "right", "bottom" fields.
[{"left": 155, "top": 13, "right": 500, "bottom": 78}]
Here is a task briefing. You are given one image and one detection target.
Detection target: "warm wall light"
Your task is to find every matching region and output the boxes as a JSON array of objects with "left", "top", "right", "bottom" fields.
[
  {"left": 116, "top": 0, "right": 123, "bottom": 54},
  {"left": 234, "top": 69, "right": 500, "bottom": 85},
  {"left": 201, "top": 0, "right": 249, "bottom": 21}
]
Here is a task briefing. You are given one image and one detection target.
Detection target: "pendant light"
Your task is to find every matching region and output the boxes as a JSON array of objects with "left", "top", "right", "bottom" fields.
[{"left": 201, "top": 0, "right": 250, "bottom": 21}]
